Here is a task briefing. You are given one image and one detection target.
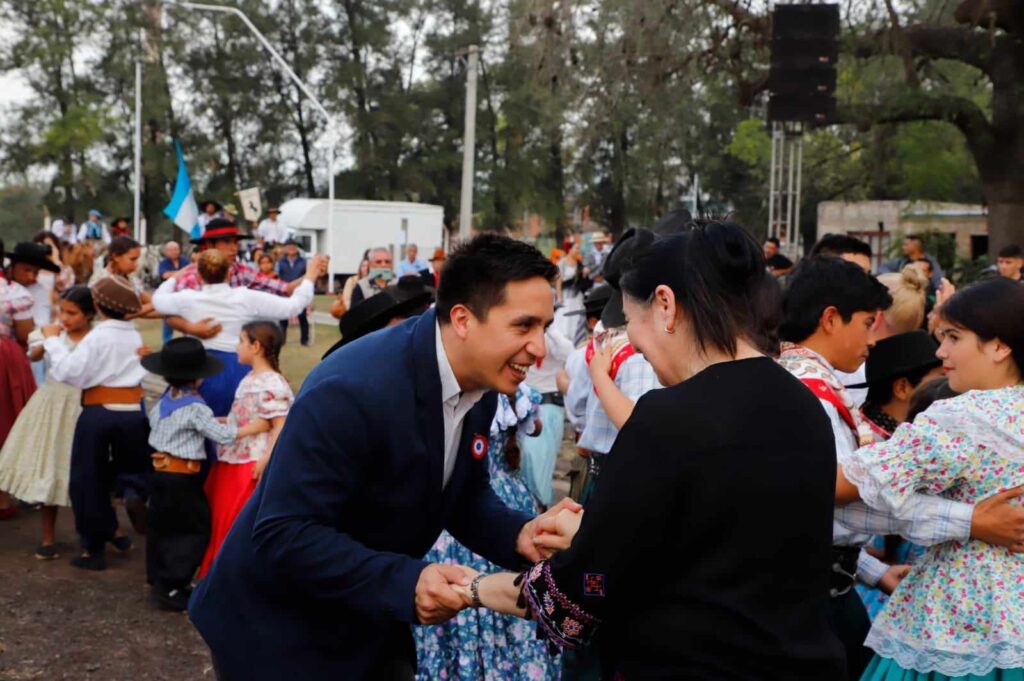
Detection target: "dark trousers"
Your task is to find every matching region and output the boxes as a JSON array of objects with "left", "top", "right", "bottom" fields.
[
  {"left": 69, "top": 406, "right": 150, "bottom": 553},
  {"left": 827, "top": 587, "right": 871, "bottom": 681},
  {"left": 146, "top": 471, "right": 210, "bottom": 592},
  {"left": 212, "top": 626, "right": 415, "bottom": 681},
  {"left": 280, "top": 311, "right": 309, "bottom": 344}
]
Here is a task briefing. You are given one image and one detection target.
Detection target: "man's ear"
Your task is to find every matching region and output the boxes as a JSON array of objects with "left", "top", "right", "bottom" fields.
[
  {"left": 893, "top": 376, "right": 914, "bottom": 402},
  {"left": 448, "top": 304, "right": 473, "bottom": 340},
  {"left": 819, "top": 305, "right": 841, "bottom": 335}
]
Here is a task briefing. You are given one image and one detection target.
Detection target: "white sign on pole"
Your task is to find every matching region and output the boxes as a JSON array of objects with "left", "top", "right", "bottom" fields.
[{"left": 238, "top": 187, "right": 262, "bottom": 222}]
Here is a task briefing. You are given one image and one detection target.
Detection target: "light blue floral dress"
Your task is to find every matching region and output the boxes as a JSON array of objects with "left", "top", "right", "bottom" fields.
[
  {"left": 840, "top": 386, "right": 1024, "bottom": 680},
  {"left": 414, "top": 387, "right": 561, "bottom": 681}
]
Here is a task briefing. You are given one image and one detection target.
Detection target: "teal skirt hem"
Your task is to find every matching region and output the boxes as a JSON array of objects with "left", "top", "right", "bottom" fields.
[{"left": 862, "top": 655, "right": 1024, "bottom": 681}]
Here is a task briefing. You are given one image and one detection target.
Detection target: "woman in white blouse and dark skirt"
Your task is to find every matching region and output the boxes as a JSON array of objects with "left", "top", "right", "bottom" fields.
[
  {"left": 152, "top": 249, "right": 319, "bottom": 416},
  {"left": 452, "top": 223, "right": 847, "bottom": 679}
]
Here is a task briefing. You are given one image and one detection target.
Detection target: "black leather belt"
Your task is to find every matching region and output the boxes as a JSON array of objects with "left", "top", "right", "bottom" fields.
[
  {"left": 830, "top": 546, "right": 860, "bottom": 598},
  {"left": 540, "top": 392, "right": 564, "bottom": 407}
]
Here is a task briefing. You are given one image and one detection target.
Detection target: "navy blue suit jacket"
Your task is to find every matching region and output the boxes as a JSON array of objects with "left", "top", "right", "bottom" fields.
[{"left": 189, "top": 309, "right": 532, "bottom": 680}]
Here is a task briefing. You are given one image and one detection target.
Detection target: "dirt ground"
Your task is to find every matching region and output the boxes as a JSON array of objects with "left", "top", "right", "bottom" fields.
[{"left": 0, "top": 505, "right": 211, "bottom": 681}]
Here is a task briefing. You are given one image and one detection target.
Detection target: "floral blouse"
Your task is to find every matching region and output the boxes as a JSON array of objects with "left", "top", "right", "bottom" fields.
[
  {"left": 839, "top": 385, "right": 1024, "bottom": 676},
  {"left": 218, "top": 371, "right": 293, "bottom": 465},
  {"left": 0, "top": 278, "right": 34, "bottom": 340}
]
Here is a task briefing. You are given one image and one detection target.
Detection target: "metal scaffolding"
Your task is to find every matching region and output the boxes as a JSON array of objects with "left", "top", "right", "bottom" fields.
[{"left": 767, "top": 121, "right": 804, "bottom": 256}]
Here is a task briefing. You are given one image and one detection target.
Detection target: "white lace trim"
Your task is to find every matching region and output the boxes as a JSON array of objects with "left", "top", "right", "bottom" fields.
[
  {"left": 927, "top": 390, "right": 1024, "bottom": 464},
  {"left": 836, "top": 449, "right": 903, "bottom": 515},
  {"left": 867, "top": 625, "right": 1024, "bottom": 676}
]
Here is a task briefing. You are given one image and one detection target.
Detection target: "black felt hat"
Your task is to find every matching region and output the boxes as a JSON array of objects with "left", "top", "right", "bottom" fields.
[
  {"left": 191, "top": 218, "right": 254, "bottom": 245},
  {"left": 141, "top": 337, "right": 225, "bottom": 381},
  {"left": 322, "top": 276, "right": 435, "bottom": 359},
  {"left": 848, "top": 330, "right": 941, "bottom": 389},
  {"left": 8, "top": 242, "right": 60, "bottom": 273}
]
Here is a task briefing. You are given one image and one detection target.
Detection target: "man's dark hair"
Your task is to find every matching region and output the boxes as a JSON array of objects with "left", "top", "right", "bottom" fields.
[
  {"left": 998, "top": 244, "right": 1023, "bottom": 259},
  {"left": 913, "top": 257, "right": 933, "bottom": 273},
  {"left": 95, "top": 303, "right": 127, "bottom": 320},
  {"left": 765, "top": 236, "right": 781, "bottom": 247},
  {"left": 436, "top": 233, "right": 557, "bottom": 324},
  {"left": 166, "top": 376, "right": 200, "bottom": 389},
  {"left": 780, "top": 257, "right": 893, "bottom": 343},
  {"left": 866, "top": 364, "right": 937, "bottom": 406},
  {"left": 904, "top": 234, "right": 924, "bottom": 245},
  {"left": 808, "top": 233, "right": 872, "bottom": 259}
]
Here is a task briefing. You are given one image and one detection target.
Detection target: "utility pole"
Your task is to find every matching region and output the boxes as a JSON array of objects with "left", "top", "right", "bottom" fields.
[
  {"left": 133, "top": 55, "right": 143, "bottom": 243},
  {"left": 458, "top": 45, "right": 479, "bottom": 242}
]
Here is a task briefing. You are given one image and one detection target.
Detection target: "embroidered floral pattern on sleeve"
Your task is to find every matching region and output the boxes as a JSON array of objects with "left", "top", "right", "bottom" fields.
[{"left": 522, "top": 561, "right": 601, "bottom": 650}]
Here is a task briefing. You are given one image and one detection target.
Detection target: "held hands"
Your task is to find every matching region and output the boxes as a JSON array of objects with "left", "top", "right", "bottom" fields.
[
  {"left": 414, "top": 563, "right": 473, "bottom": 624},
  {"left": 877, "top": 565, "right": 911, "bottom": 595},
  {"left": 517, "top": 498, "right": 584, "bottom": 563},
  {"left": 971, "top": 486, "right": 1024, "bottom": 552}
]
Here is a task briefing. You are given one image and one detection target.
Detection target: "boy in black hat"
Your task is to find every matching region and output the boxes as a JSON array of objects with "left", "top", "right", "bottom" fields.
[
  {"left": 142, "top": 337, "right": 268, "bottom": 610},
  {"left": 853, "top": 330, "right": 944, "bottom": 440},
  {"left": 5, "top": 241, "right": 61, "bottom": 290}
]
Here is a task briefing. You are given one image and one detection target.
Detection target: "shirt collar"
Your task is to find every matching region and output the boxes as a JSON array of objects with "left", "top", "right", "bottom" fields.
[
  {"left": 97, "top": 319, "right": 136, "bottom": 331},
  {"left": 435, "top": 321, "right": 486, "bottom": 409}
]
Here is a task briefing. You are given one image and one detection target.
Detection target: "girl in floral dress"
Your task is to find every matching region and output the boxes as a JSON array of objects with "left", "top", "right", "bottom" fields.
[
  {"left": 414, "top": 386, "right": 561, "bottom": 681},
  {"left": 837, "top": 278, "right": 1024, "bottom": 680},
  {"left": 198, "top": 321, "right": 290, "bottom": 578}
]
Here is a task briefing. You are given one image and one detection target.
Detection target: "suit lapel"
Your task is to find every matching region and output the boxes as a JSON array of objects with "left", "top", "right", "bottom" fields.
[
  {"left": 411, "top": 309, "right": 445, "bottom": 512},
  {"left": 443, "top": 392, "right": 498, "bottom": 513}
]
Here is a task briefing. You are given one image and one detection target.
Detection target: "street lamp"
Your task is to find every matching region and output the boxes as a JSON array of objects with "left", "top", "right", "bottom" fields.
[{"left": 158, "top": 0, "right": 343, "bottom": 291}]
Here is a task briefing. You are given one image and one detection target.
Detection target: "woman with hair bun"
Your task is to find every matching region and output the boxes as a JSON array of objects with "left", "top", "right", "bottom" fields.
[{"left": 447, "top": 222, "right": 846, "bottom": 678}]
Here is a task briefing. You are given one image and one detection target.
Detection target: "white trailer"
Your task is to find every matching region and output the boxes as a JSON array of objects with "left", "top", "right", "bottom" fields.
[{"left": 278, "top": 198, "right": 445, "bottom": 291}]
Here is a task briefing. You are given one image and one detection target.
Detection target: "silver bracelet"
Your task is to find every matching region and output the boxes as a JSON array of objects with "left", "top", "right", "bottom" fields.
[{"left": 469, "top": 574, "right": 486, "bottom": 608}]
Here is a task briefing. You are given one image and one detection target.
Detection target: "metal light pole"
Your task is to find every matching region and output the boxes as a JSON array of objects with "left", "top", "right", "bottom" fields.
[
  {"left": 133, "top": 57, "right": 143, "bottom": 243},
  {"left": 162, "top": 0, "right": 342, "bottom": 290},
  {"left": 458, "top": 45, "right": 479, "bottom": 242}
]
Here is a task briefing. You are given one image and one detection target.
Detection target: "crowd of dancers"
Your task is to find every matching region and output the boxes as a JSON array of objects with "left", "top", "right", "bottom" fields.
[{"left": 0, "top": 209, "right": 1023, "bottom": 681}]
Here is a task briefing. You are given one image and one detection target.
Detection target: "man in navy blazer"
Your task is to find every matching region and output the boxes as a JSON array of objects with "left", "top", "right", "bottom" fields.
[{"left": 189, "top": 234, "right": 580, "bottom": 680}]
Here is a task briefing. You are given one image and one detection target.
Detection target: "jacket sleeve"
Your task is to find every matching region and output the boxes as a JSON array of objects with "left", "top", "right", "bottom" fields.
[
  {"left": 445, "top": 442, "right": 532, "bottom": 571},
  {"left": 249, "top": 376, "right": 428, "bottom": 624},
  {"left": 242, "top": 280, "right": 313, "bottom": 321}
]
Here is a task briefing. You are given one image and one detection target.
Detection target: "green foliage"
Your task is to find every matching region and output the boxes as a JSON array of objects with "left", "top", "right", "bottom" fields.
[{"left": 0, "top": 0, "right": 1002, "bottom": 247}]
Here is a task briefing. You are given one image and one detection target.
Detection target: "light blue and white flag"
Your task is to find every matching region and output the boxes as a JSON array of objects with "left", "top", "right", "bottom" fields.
[{"left": 163, "top": 139, "right": 201, "bottom": 239}]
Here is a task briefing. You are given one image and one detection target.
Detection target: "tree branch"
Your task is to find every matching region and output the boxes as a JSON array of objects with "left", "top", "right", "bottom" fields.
[
  {"left": 850, "top": 24, "right": 995, "bottom": 72},
  {"left": 834, "top": 92, "right": 994, "bottom": 158}
]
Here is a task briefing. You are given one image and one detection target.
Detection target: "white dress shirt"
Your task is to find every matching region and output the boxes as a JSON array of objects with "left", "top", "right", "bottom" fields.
[
  {"left": 435, "top": 322, "right": 486, "bottom": 488},
  {"left": 152, "top": 278, "right": 314, "bottom": 353},
  {"left": 51, "top": 219, "right": 77, "bottom": 244},
  {"left": 525, "top": 327, "right": 574, "bottom": 395},
  {"left": 77, "top": 221, "right": 112, "bottom": 245},
  {"left": 45, "top": 319, "right": 147, "bottom": 389},
  {"left": 256, "top": 217, "right": 290, "bottom": 245}
]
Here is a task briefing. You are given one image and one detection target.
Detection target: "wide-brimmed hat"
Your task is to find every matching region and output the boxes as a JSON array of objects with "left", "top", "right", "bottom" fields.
[
  {"left": 200, "top": 200, "right": 223, "bottom": 212},
  {"left": 590, "top": 233, "right": 611, "bottom": 245},
  {"left": 141, "top": 337, "right": 225, "bottom": 381},
  {"left": 430, "top": 248, "right": 446, "bottom": 261},
  {"left": 191, "top": 218, "right": 254, "bottom": 245},
  {"left": 323, "top": 276, "right": 435, "bottom": 358},
  {"left": 848, "top": 330, "right": 941, "bottom": 389},
  {"left": 584, "top": 283, "right": 613, "bottom": 319},
  {"left": 267, "top": 206, "right": 281, "bottom": 214},
  {"left": 8, "top": 242, "right": 60, "bottom": 273},
  {"left": 88, "top": 208, "right": 103, "bottom": 218}
]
